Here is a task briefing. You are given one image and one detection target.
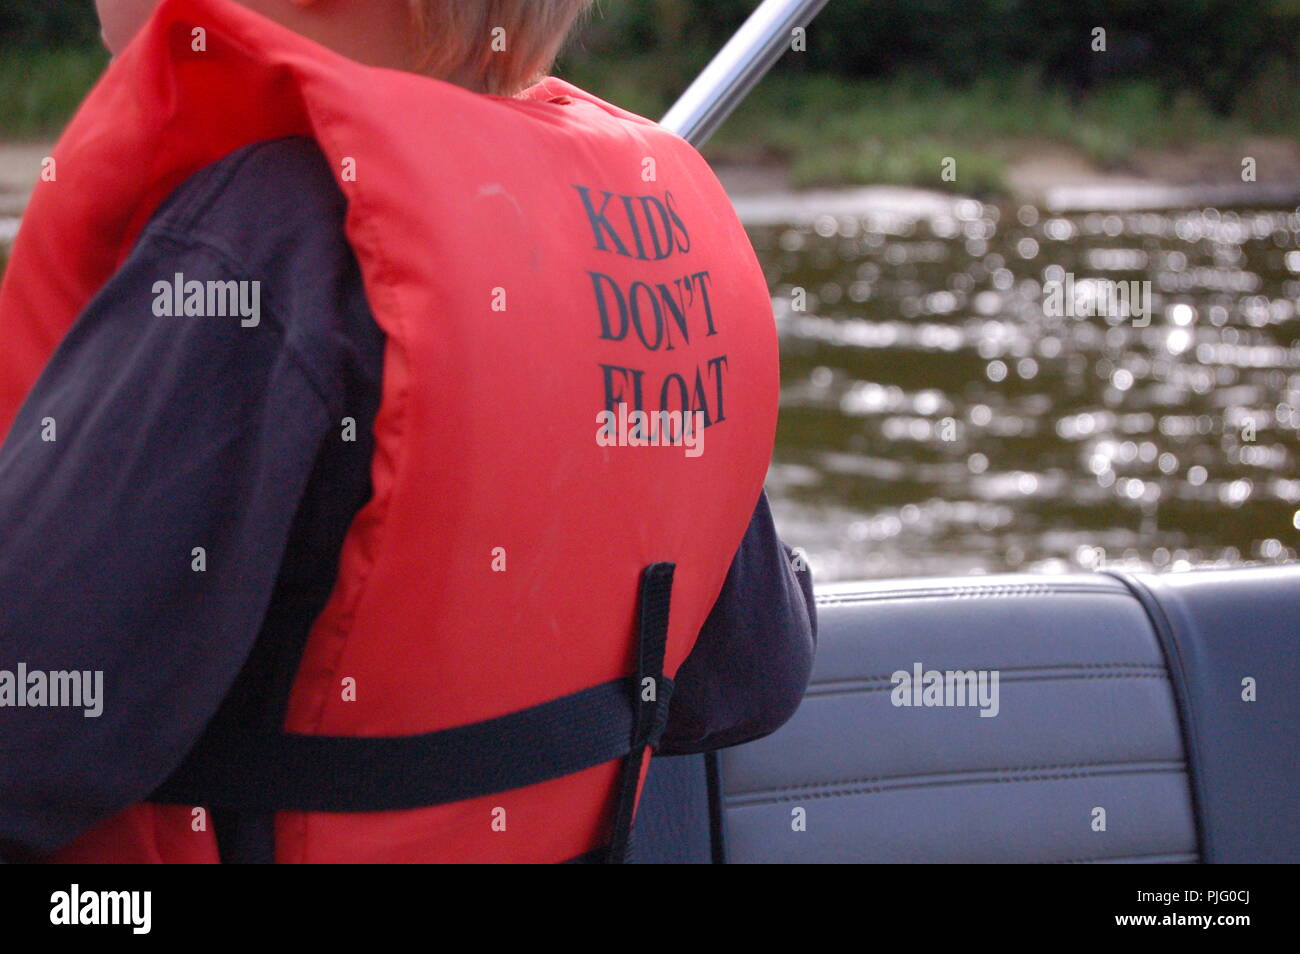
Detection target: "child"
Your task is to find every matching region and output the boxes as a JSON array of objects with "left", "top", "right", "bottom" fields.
[{"left": 0, "top": 0, "right": 815, "bottom": 863}]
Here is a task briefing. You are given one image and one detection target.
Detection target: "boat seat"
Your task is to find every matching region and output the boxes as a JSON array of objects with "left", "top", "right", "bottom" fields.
[{"left": 632, "top": 565, "right": 1300, "bottom": 863}]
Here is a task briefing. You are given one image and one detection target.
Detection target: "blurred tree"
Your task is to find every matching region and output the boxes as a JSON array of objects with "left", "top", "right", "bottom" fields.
[
  {"left": 0, "top": 0, "right": 1294, "bottom": 113},
  {"left": 0, "top": 0, "right": 101, "bottom": 48},
  {"left": 563, "top": 0, "right": 1298, "bottom": 109}
]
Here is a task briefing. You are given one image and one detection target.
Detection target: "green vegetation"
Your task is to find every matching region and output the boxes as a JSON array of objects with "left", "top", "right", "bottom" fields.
[
  {"left": 559, "top": 61, "right": 1297, "bottom": 193},
  {"left": 2, "top": 0, "right": 1298, "bottom": 196},
  {"left": 0, "top": 46, "right": 108, "bottom": 139},
  {"left": 556, "top": 0, "right": 1300, "bottom": 192},
  {"left": 710, "top": 72, "right": 1295, "bottom": 191}
]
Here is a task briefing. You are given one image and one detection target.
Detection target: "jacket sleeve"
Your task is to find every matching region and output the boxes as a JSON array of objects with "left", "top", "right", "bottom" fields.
[
  {"left": 657, "top": 490, "right": 817, "bottom": 755},
  {"left": 0, "top": 232, "right": 336, "bottom": 859}
]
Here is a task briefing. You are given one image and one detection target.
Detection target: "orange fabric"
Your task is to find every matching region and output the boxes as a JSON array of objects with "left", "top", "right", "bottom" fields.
[{"left": 2, "top": 0, "right": 778, "bottom": 862}]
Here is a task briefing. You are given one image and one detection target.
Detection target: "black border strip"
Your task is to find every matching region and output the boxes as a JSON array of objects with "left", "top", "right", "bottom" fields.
[{"left": 1101, "top": 570, "right": 1211, "bottom": 863}]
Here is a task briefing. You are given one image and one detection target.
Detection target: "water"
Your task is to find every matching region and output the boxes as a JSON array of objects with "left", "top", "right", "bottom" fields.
[
  {"left": 4, "top": 199, "right": 1299, "bottom": 584},
  {"left": 756, "top": 200, "right": 1300, "bottom": 581}
]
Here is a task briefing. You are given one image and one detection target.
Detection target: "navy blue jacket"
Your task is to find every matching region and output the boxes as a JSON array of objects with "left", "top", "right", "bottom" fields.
[{"left": 0, "top": 137, "right": 815, "bottom": 860}]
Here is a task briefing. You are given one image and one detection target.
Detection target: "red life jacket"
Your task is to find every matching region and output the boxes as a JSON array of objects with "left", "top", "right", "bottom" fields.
[{"left": 0, "top": 0, "right": 778, "bottom": 862}]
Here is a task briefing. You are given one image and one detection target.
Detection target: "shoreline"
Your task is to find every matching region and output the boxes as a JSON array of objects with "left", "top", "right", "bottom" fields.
[
  {"left": 0, "top": 142, "right": 50, "bottom": 220},
  {"left": 4, "top": 138, "right": 1299, "bottom": 234},
  {"left": 711, "top": 135, "right": 1300, "bottom": 221}
]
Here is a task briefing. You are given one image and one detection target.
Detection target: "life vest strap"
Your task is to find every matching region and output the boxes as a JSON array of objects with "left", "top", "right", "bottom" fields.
[
  {"left": 151, "top": 673, "right": 674, "bottom": 813},
  {"left": 150, "top": 563, "right": 678, "bottom": 853},
  {"left": 606, "top": 561, "right": 675, "bottom": 863}
]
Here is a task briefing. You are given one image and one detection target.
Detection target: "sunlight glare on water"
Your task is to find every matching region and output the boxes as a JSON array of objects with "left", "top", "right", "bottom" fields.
[
  {"left": 2, "top": 200, "right": 1298, "bottom": 584},
  {"left": 757, "top": 203, "right": 1300, "bottom": 581}
]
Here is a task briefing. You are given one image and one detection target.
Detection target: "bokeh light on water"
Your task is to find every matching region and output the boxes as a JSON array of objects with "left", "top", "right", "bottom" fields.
[{"left": 758, "top": 202, "right": 1300, "bottom": 581}]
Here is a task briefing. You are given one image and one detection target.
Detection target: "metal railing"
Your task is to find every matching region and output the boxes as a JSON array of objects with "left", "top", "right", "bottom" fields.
[{"left": 659, "top": 0, "right": 830, "bottom": 148}]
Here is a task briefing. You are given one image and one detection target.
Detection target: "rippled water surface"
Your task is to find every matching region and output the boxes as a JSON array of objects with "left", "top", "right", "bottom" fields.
[
  {"left": 3, "top": 198, "right": 1298, "bottom": 583},
  {"left": 756, "top": 202, "right": 1300, "bottom": 581}
]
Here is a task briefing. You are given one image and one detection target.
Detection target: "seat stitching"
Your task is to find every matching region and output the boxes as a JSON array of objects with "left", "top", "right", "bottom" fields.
[
  {"left": 726, "top": 760, "right": 1187, "bottom": 804},
  {"left": 807, "top": 667, "right": 1169, "bottom": 695},
  {"left": 815, "top": 583, "right": 1128, "bottom": 606}
]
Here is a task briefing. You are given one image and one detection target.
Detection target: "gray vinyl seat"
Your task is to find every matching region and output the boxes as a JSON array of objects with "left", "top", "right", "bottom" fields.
[{"left": 633, "top": 565, "right": 1300, "bottom": 864}]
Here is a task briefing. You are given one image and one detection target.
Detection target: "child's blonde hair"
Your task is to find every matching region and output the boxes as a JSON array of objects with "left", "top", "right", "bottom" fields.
[{"left": 409, "top": 0, "right": 593, "bottom": 96}]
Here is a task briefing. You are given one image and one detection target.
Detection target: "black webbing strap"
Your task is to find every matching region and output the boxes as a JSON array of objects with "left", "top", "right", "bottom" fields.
[
  {"left": 151, "top": 563, "right": 678, "bottom": 833},
  {"left": 153, "top": 674, "right": 673, "bottom": 812},
  {"left": 604, "top": 561, "right": 676, "bottom": 864}
]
